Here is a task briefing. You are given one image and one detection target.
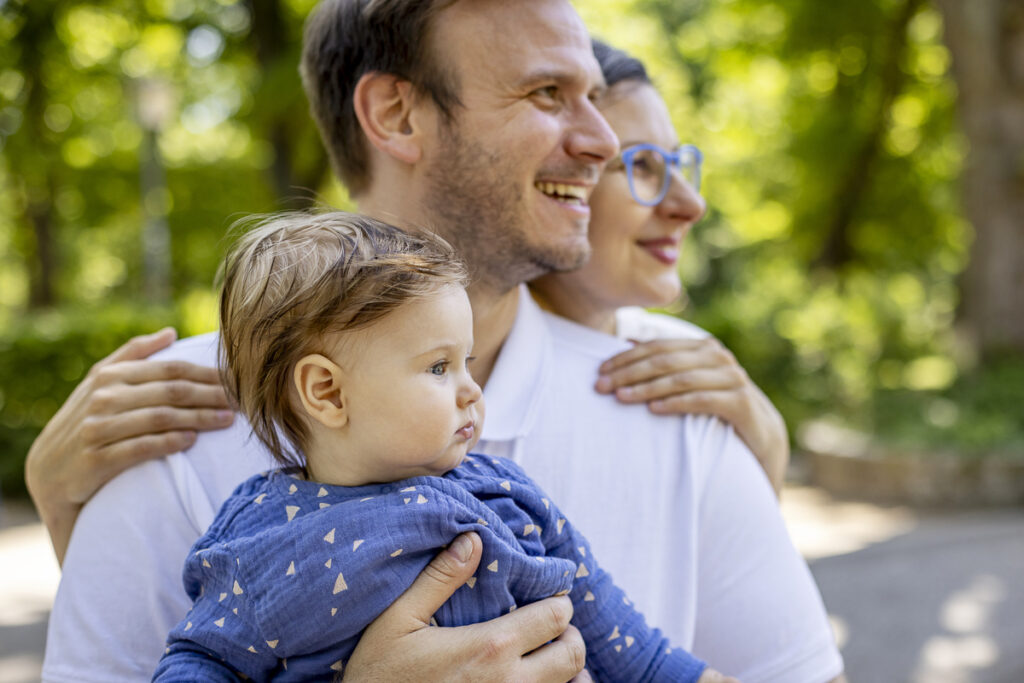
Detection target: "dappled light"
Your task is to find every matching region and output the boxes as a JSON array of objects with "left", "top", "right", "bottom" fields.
[{"left": 1, "top": 0, "right": 1023, "bottom": 679}]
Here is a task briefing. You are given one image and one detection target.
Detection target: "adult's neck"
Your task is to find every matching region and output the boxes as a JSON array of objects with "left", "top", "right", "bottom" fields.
[
  {"left": 529, "top": 274, "right": 618, "bottom": 336},
  {"left": 465, "top": 283, "right": 520, "bottom": 387},
  {"left": 356, "top": 195, "right": 519, "bottom": 387}
]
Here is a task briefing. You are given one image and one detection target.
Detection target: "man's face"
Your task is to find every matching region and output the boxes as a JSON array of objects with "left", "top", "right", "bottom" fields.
[{"left": 421, "top": 0, "right": 619, "bottom": 291}]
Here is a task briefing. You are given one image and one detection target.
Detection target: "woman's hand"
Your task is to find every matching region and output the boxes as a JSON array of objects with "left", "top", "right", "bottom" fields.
[
  {"left": 25, "top": 327, "right": 234, "bottom": 564},
  {"left": 596, "top": 337, "right": 788, "bottom": 495}
]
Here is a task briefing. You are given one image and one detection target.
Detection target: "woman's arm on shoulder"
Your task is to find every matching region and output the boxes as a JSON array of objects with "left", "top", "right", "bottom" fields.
[
  {"left": 598, "top": 312, "right": 788, "bottom": 495},
  {"left": 25, "top": 328, "right": 233, "bottom": 563}
]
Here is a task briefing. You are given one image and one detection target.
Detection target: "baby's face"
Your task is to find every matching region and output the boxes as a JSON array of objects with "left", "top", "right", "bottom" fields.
[{"left": 333, "top": 285, "right": 483, "bottom": 482}]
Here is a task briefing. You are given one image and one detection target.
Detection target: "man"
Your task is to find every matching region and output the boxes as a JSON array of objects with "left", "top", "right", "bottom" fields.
[{"left": 36, "top": 0, "right": 845, "bottom": 680}]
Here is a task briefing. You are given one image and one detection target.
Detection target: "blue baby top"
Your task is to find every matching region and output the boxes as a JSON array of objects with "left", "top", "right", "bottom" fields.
[{"left": 154, "top": 454, "right": 706, "bottom": 682}]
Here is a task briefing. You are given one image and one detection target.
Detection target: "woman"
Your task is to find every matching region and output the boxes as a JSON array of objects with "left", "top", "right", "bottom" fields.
[
  {"left": 532, "top": 39, "right": 789, "bottom": 494},
  {"left": 26, "top": 42, "right": 787, "bottom": 566}
]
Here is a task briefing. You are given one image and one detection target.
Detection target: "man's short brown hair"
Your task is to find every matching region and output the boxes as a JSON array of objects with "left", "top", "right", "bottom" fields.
[
  {"left": 300, "top": 0, "right": 461, "bottom": 196},
  {"left": 218, "top": 211, "right": 468, "bottom": 468}
]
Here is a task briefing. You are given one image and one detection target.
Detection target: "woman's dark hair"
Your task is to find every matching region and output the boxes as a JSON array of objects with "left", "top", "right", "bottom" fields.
[{"left": 592, "top": 38, "right": 652, "bottom": 88}]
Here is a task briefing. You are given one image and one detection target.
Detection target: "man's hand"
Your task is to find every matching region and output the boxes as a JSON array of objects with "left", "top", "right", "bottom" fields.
[
  {"left": 25, "top": 327, "right": 233, "bottom": 564},
  {"left": 596, "top": 337, "right": 789, "bottom": 495},
  {"left": 344, "top": 532, "right": 588, "bottom": 682},
  {"left": 698, "top": 667, "right": 741, "bottom": 683}
]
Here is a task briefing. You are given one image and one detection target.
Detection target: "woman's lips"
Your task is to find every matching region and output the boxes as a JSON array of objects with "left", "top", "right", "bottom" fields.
[{"left": 636, "top": 237, "right": 680, "bottom": 265}]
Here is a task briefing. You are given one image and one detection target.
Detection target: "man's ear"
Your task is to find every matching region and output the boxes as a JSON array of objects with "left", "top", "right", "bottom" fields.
[
  {"left": 295, "top": 354, "right": 348, "bottom": 429},
  {"left": 352, "top": 72, "right": 425, "bottom": 165}
]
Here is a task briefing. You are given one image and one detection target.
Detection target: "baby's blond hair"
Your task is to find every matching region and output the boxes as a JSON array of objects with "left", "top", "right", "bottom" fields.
[{"left": 217, "top": 211, "right": 468, "bottom": 468}]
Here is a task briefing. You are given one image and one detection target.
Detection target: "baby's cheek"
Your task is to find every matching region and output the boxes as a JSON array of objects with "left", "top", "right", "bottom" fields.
[
  {"left": 471, "top": 400, "right": 486, "bottom": 450},
  {"left": 476, "top": 397, "right": 487, "bottom": 431}
]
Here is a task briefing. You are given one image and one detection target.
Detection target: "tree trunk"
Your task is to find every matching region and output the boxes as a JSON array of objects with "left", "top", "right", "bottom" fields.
[
  {"left": 935, "top": 0, "right": 1024, "bottom": 356},
  {"left": 247, "top": 0, "right": 329, "bottom": 205},
  {"left": 816, "top": 0, "right": 927, "bottom": 269},
  {"left": 18, "top": 3, "right": 59, "bottom": 308}
]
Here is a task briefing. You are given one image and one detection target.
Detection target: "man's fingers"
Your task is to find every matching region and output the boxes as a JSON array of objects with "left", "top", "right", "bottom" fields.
[
  {"left": 481, "top": 594, "right": 574, "bottom": 659},
  {"left": 99, "top": 328, "right": 178, "bottom": 366},
  {"left": 83, "top": 406, "right": 234, "bottom": 447},
  {"left": 379, "top": 532, "right": 483, "bottom": 628},
  {"left": 696, "top": 668, "right": 742, "bottom": 683},
  {"left": 518, "top": 619, "right": 586, "bottom": 683}
]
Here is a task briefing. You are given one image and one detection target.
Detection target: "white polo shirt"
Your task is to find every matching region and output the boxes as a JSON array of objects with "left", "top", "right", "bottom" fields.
[
  {"left": 480, "top": 291, "right": 842, "bottom": 681},
  {"left": 43, "top": 288, "right": 842, "bottom": 682}
]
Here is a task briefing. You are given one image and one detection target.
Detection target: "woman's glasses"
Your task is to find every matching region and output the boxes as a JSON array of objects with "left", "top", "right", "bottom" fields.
[{"left": 608, "top": 143, "right": 703, "bottom": 207}]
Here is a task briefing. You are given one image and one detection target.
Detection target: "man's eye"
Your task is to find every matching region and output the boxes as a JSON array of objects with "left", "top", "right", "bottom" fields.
[
  {"left": 430, "top": 361, "right": 449, "bottom": 376},
  {"left": 533, "top": 85, "right": 558, "bottom": 100}
]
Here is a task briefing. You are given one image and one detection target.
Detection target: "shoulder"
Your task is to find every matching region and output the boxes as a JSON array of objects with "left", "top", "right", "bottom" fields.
[
  {"left": 541, "top": 309, "right": 633, "bottom": 361},
  {"left": 615, "top": 307, "right": 709, "bottom": 342},
  {"left": 148, "top": 330, "right": 220, "bottom": 366}
]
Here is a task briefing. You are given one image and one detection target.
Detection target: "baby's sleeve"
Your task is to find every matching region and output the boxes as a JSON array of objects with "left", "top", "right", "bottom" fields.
[{"left": 153, "top": 544, "right": 281, "bottom": 681}]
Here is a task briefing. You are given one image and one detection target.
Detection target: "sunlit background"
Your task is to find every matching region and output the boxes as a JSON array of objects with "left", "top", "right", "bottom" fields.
[{"left": 1, "top": 0, "right": 1022, "bottom": 680}]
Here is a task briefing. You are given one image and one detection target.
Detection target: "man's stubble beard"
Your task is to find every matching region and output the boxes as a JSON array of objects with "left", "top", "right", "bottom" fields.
[{"left": 423, "top": 125, "right": 590, "bottom": 294}]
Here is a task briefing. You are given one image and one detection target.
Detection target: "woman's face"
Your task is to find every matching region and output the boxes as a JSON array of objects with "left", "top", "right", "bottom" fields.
[{"left": 568, "top": 82, "right": 707, "bottom": 313}]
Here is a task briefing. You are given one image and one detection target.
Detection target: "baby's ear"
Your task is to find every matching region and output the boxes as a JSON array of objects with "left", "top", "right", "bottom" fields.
[{"left": 294, "top": 354, "right": 348, "bottom": 429}]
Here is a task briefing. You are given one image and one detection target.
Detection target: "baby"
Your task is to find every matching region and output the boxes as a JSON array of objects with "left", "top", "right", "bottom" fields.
[{"left": 154, "top": 211, "right": 734, "bottom": 682}]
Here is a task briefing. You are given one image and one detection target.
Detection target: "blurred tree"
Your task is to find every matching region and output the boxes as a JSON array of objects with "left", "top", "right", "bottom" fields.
[
  {"left": 934, "top": 0, "right": 1024, "bottom": 358},
  {"left": 1, "top": 0, "right": 1021, "bottom": 496},
  {"left": 606, "top": 0, "right": 966, "bottom": 428},
  {"left": 0, "top": 0, "right": 332, "bottom": 312},
  {"left": 4, "top": 0, "right": 68, "bottom": 308},
  {"left": 813, "top": 0, "right": 926, "bottom": 270},
  {"left": 247, "top": 0, "right": 330, "bottom": 204}
]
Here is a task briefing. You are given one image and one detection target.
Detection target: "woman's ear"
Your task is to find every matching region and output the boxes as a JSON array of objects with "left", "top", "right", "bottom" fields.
[
  {"left": 295, "top": 354, "right": 348, "bottom": 429},
  {"left": 352, "top": 72, "right": 424, "bottom": 165}
]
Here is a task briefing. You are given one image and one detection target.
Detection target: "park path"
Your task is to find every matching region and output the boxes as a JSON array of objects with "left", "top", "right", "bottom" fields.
[{"left": 2, "top": 487, "right": 1023, "bottom": 682}]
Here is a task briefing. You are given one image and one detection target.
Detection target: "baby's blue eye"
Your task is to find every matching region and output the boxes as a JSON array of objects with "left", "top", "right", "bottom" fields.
[{"left": 430, "top": 361, "right": 448, "bottom": 376}]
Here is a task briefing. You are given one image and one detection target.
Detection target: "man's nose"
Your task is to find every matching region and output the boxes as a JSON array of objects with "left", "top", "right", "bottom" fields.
[{"left": 566, "top": 98, "right": 619, "bottom": 166}]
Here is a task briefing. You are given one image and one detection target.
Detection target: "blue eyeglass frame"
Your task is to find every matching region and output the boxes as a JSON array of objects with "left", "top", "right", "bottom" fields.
[{"left": 621, "top": 143, "right": 703, "bottom": 207}]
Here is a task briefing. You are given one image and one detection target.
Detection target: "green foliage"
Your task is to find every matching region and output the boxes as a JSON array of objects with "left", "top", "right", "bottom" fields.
[
  {"left": 0, "top": 304, "right": 190, "bottom": 495},
  {"left": 1, "top": 0, "right": 1021, "bottom": 495},
  {"left": 583, "top": 0, "right": 1016, "bottom": 451},
  {"left": 870, "top": 354, "right": 1024, "bottom": 455},
  {"left": 0, "top": 0, "right": 324, "bottom": 314}
]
